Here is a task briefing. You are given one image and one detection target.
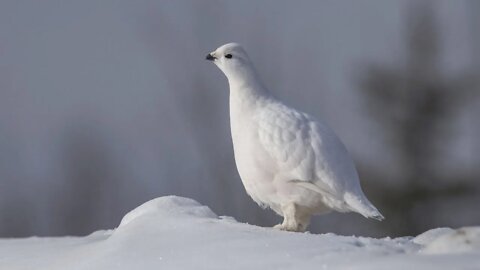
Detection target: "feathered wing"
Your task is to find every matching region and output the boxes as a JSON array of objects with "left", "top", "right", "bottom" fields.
[
  {"left": 256, "top": 103, "right": 337, "bottom": 194},
  {"left": 256, "top": 102, "right": 384, "bottom": 220}
]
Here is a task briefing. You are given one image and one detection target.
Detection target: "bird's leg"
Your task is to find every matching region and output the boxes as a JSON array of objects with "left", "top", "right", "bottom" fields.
[{"left": 273, "top": 203, "right": 311, "bottom": 232}]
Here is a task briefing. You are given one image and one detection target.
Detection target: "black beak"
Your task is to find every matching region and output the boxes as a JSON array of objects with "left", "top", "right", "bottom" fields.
[{"left": 206, "top": 53, "right": 215, "bottom": 61}]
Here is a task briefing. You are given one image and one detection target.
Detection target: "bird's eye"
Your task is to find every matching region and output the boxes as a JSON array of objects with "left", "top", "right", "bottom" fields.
[{"left": 225, "top": 54, "right": 233, "bottom": 59}]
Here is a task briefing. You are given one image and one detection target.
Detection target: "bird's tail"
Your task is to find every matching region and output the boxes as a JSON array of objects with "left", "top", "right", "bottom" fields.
[{"left": 344, "top": 192, "right": 384, "bottom": 221}]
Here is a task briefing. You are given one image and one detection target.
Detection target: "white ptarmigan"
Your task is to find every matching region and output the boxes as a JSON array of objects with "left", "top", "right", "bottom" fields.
[{"left": 206, "top": 43, "right": 384, "bottom": 232}]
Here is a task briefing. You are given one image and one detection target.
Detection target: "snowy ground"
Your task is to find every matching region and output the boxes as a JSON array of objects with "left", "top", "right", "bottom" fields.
[{"left": 0, "top": 196, "right": 479, "bottom": 270}]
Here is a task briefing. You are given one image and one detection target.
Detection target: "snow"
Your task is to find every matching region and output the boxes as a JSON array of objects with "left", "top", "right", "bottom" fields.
[
  {"left": 0, "top": 196, "right": 479, "bottom": 270},
  {"left": 414, "top": 227, "right": 480, "bottom": 254}
]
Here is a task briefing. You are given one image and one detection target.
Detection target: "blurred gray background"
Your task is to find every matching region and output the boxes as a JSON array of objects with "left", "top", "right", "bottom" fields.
[{"left": 0, "top": 0, "right": 478, "bottom": 238}]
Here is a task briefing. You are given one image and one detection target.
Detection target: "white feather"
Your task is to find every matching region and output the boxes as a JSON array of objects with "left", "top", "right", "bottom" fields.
[{"left": 208, "top": 43, "right": 383, "bottom": 231}]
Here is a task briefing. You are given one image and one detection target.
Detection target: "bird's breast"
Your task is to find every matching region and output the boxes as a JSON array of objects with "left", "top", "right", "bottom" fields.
[{"left": 234, "top": 126, "right": 285, "bottom": 209}]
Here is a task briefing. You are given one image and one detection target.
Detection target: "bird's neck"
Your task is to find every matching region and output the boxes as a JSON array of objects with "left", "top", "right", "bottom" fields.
[
  {"left": 228, "top": 68, "right": 272, "bottom": 141},
  {"left": 227, "top": 67, "right": 270, "bottom": 109}
]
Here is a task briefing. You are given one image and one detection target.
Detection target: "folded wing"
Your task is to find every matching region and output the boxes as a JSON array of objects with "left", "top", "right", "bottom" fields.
[{"left": 256, "top": 102, "right": 383, "bottom": 219}]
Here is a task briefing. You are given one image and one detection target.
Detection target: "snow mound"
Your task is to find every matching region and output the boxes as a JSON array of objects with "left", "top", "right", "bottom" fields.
[
  {"left": 413, "top": 227, "right": 455, "bottom": 245},
  {"left": 415, "top": 227, "right": 480, "bottom": 254},
  {"left": 119, "top": 196, "right": 217, "bottom": 227},
  {"left": 0, "top": 196, "right": 479, "bottom": 270}
]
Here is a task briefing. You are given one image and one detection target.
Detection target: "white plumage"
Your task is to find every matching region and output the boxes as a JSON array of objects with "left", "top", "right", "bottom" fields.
[{"left": 206, "top": 43, "right": 383, "bottom": 232}]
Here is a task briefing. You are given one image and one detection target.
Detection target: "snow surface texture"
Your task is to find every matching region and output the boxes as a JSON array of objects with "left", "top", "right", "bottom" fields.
[{"left": 0, "top": 196, "right": 478, "bottom": 270}]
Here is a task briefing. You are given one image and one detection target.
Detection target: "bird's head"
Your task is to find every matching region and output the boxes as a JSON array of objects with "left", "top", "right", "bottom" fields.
[{"left": 206, "top": 43, "right": 254, "bottom": 82}]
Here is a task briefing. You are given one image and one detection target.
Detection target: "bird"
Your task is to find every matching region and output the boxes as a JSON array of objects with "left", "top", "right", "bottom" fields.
[{"left": 206, "top": 43, "right": 384, "bottom": 232}]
